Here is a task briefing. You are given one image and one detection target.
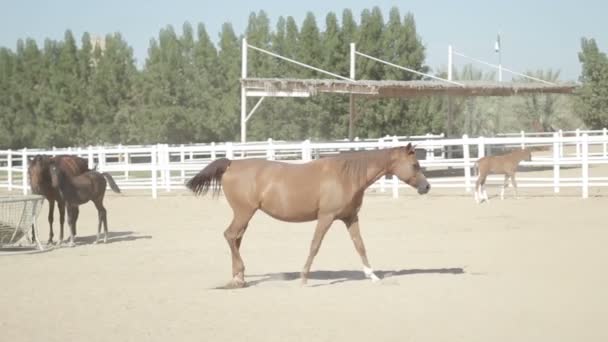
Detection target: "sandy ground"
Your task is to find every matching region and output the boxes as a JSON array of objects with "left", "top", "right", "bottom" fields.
[{"left": 1, "top": 188, "right": 608, "bottom": 341}]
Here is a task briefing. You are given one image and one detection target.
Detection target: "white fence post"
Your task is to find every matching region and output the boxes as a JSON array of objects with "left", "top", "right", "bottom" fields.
[
  {"left": 180, "top": 144, "right": 185, "bottom": 183},
  {"left": 98, "top": 147, "right": 104, "bottom": 171},
  {"left": 559, "top": 129, "right": 564, "bottom": 157},
  {"left": 151, "top": 145, "right": 158, "bottom": 199},
  {"left": 7, "top": 149, "right": 12, "bottom": 191},
  {"left": 553, "top": 132, "right": 560, "bottom": 193},
  {"left": 164, "top": 144, "right": 171, "bottom": 192},
  {"left": 266, "top": 138, "right": 275, "bottom": 160},
  {"left": 302, "top": 139, "right": 311, "bottom": 162},
  {"left": 520, "top": 130, "right": 525, "bottom": 150},
  {"left": 87, "top": 145, "right": 94, "bottom": 169},
  {"left": 582, "top": 133, "right": 589, "bottom": 199},
  {"left": 226, "top": 142, "right": 234, "bottom": 159},
  {"left": 603, "top": 127, "right": 607, "bottom": 158},
  {"left": 211, "top": 142, "right": 216, "bottom": 160},
  {"left": 21, "top": 148, "right": 28, "bottom": 195},
  {"left": 463, "top": 135, "right": 472, "bottom": 192},
  {"left": 477, "top": 136, "right": 485, "bottom": 159},
  {"left": 392, "top": 136, "right": 399, "bottom": 199},
  {"left": 425, "top": 133, "right": 433, "bottom": 160},
  {"left": 379, "top": 137, "right": 386, "bottom": 192},
  {"left": 575, "top": 128, "right": 581, "bottom": 158},
  {"left": 120, "top": 144, "right": 129, "bottom": 180}
]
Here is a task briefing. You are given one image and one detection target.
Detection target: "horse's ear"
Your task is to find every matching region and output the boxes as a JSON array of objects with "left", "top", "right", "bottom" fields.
[{"left": 404, "top": 143, "right": 416, "bottom": 155}]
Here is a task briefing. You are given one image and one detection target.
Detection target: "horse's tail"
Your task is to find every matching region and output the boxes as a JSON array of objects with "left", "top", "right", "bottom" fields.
[
  {"left": 473, "top": 160, "right": 479, "bottom": 177},
  {"left": 186, "top": 158, "right": 232, "bottom": 197},
  {"left": 101, "top": 172, "right": 121, "bottom": 194}
]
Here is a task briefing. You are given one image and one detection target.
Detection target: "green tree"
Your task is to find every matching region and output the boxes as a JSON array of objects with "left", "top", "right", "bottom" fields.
[
  {"left": 576, "top": 38, "right": 608, "bottom": 129},
  {"left": 515, "top": 69, "right": 563, "bottom": 132},
  {"left": 357, "top": 7, "right": 384, "bottom": 80},
  {"left": 215, "top": 23, "right": 241, "bottom": 141}
]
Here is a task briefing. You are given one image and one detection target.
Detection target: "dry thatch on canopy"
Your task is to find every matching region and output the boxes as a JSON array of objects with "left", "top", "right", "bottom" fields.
[{"left": 241, "top": 78, "right": 577, "bottom": 98}]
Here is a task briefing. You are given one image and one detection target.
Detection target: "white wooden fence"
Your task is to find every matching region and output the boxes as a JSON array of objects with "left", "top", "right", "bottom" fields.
[{"left": 1, "top": 130, "right": 607, "bottom": 199}]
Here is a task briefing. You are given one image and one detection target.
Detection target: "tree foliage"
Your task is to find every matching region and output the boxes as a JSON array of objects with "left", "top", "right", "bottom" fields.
[
  {"left": 0, "top": 7, "right": 588, "bottom": 149},
  {"left": 576, "top": 38, "right": 608, "bottom": 129}
]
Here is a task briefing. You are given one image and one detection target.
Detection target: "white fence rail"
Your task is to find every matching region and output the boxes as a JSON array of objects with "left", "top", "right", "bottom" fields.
[{"left": 1, "top": 131, "right": 607, "bottom": 199}]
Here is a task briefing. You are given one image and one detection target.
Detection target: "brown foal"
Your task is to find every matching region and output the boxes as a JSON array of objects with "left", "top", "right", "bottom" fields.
[{"left": 49, "top": 163, "right": 121, "bottom": 246}]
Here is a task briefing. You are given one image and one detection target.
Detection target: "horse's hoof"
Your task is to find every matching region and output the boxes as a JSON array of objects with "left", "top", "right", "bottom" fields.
[
  {"left": 68, "top": 242, "right": 76, "bottom": 248},
  {"left": 225, "top": 279, "right": 246, "bottom": 289},
  {"left": 93, "top": 240, "right": 98, "bottom": 245}
]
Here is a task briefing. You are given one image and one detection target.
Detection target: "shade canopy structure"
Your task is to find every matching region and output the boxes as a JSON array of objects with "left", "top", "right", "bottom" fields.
[{"left": 240, "top": 39, "right": 578, "bottom": 142}]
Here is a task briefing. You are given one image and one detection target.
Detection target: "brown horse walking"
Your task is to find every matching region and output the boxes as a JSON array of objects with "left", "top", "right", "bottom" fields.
[
  {"left": 186, "top": 143, "right": 430, "bottom": 288},
  {"left": 474, "top": 148, "right": 532, "bottom": 203},
  {"left": 49, "top": 162, "right": 121, "bottom": 246},
  {"left": 28, "top": 155, "right": 91, "bottom": 243}
]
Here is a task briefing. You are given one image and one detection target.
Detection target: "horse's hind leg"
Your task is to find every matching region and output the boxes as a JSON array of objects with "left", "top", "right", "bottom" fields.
[
  {"left": 224, "top": 210, "right": 255, "bottom": 288},
  {"left": 476, "top": 173, "right": 487, "bottom": 203},
  {"left": 511, "top": 174, "right": 519, "bottom": 199},
  {"left": 47, "top": 199, "right": 56, "bottom": 244},
  {"left": 93, "top": 200, "right": 107, "bottom": 244},
  {"left": 301, "top": 214, "right": 334, "bottom": 285},
  {"left": 92, "top": 198, "right": 107, "bottom": 244},
  {"left": 66, "top": 206, "right": 77, "bottom": 247},
  {"left": 501, "top": 175, "right": 510, "bottom": 200},
  {"left": 343, "top": 215, "right": 379, "bottom": 282}
]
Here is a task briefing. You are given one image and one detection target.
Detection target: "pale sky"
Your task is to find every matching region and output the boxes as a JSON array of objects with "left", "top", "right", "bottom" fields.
[{"left": 1, "top": 0, "right": 606, "bottom": 81}]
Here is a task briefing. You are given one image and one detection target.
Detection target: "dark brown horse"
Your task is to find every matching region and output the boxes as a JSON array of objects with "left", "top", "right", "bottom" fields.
[
  {"left": 28, "top": 154, "right": 91, "bottom": 243},
  {"left": 49, "top": 162, "right": 121, "bottom": 246},
  {"left": 474, "top": 148, "right": 532, "bottom": 203},
  {"left": 187, "top": 143, "right": 430, "bottom": 288}
]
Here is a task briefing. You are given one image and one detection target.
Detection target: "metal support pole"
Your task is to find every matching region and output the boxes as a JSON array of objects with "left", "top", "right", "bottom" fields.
[
  {"left": 241, "top": 38, "right": 248, "bottom": 143},
  {"left": 448, "top": 45, "right": 453, "bottom": 81}
]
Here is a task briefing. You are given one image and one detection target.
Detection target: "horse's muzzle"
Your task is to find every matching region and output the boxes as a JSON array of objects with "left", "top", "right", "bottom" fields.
[{"left": 417, "top": 182, "right": 430, "bottom": 195}]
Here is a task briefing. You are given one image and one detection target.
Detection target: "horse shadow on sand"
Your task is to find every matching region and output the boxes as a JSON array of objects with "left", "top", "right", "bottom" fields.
[
  {"left": 234, "top": 267, "right": 465, "bottom": 288},
  {"left": 69, "top": 230, "right": 152, "bottom": 246}
]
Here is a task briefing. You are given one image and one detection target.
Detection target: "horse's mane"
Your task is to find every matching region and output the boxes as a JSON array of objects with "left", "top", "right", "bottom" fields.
[{"left": 328, "top": 148, "right": 393, "bottom": 183}]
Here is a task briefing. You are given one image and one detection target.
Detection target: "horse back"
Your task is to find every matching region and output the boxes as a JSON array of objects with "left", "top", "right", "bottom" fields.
[{"left": 53, "top": 155, "right": 90, "bottom": 176}]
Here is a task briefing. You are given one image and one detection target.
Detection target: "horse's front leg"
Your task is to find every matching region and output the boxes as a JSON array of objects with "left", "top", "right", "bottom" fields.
[
  {"left": 301, "top": 215, "right": 334, "bottom": 285},
  {"left": 344, "top": 216, "right": 380, "bottom": 282},
  {"left": 47, "top": 199, "right": 55, "bottom": 244}
]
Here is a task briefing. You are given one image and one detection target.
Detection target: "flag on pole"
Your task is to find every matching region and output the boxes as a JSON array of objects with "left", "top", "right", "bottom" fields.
[{"left": 494, "top": 34, "right": 501, "bottom": 53}]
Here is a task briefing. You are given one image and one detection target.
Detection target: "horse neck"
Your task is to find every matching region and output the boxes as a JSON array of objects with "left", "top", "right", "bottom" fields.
[
  {"left": 513, "top": 150, "right": 528, "bottom": 162},
  {"left": 357, "top": 150, "right": 392, "bottom": 188}
]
